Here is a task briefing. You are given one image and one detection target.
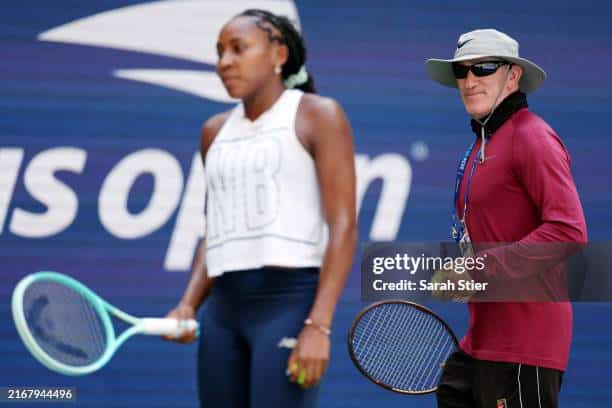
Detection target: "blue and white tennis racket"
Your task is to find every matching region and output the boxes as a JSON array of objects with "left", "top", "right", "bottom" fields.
[
  {"left": 11, "top": 271, "right": 199, "bottom": 376},
  {"left": 348, "top": 300, "right": 458, "bottom": 394}
]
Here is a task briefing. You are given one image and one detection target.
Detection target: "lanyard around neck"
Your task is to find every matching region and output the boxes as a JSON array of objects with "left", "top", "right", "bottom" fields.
[{"left": 451, "top": 140, "right": 481, "bottom": 232}]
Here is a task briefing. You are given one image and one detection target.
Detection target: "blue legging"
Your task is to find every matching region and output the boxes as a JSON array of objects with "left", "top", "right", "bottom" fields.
[{"left": 197, "top": 267, "right": 320, "bottom": 408}]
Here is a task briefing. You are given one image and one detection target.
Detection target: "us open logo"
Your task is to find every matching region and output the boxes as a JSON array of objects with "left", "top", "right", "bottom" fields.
[{"left": 1, "top": 0, "right": 418, "bottom": 271}]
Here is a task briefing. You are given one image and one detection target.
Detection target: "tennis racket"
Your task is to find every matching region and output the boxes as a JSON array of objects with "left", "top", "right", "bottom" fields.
[
  {"left": 348, "top": 300, "right": 458, "bottom": 394},
  {"left": 11, "top": 271, "right": 199, "bottom": 376}
]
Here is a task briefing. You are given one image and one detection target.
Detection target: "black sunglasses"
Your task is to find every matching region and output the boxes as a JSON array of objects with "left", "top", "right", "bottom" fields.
[{"left": 452, "top": 60, "right": 512, "bottom": 79}]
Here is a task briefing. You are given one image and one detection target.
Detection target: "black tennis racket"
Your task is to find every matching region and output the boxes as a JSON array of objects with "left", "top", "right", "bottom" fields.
[{"left": 348, "top": 300, "right": 458, "bottom": 394}]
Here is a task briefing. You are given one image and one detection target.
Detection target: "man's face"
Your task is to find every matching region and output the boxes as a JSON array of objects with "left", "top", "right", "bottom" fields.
[{"left": 456, "top": 58, "right": 521, "bottom": 119}]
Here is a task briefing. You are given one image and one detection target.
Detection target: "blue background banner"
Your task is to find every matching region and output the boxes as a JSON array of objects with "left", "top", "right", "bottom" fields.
[{"left": 2, "top": 1, "right": 611, "bottom": 406}]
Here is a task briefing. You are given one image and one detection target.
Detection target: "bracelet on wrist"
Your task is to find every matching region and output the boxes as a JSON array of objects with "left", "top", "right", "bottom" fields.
[{"left": 304, "top": 318, "right": 331, "bottom": 336}]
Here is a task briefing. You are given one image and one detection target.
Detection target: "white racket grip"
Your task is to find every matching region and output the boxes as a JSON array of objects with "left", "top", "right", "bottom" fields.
[{"left": 140, "top": 318, "right": 199, "bottom": 337}]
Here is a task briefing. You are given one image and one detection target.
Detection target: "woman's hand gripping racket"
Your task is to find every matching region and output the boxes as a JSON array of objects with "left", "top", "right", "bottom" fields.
[
  {"left": 348, "top": 300, "right": 458, "bottom": 394},
  {"left": 11, "top": 271, "right": 199, "bottom": 376}
]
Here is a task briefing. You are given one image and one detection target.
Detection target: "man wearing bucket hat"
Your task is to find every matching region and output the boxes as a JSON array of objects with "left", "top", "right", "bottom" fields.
[{"left": 426, "top": 29, "right": 587, "bottom": 407}]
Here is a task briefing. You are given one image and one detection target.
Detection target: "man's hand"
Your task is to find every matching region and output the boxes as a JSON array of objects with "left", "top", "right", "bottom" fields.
[{"left": 431, "top": 261, "right": 475, "bottom": 302}]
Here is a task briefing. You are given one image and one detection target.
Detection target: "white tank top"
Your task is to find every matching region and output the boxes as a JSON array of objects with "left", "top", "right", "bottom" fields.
[{"left": 204, "top": 89, "right": 327, "bottom": 277}]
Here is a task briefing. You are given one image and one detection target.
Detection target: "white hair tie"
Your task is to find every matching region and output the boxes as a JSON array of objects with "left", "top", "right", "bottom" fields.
[{"left": 284, "top": 66, "right": 308, "bottom": 89}]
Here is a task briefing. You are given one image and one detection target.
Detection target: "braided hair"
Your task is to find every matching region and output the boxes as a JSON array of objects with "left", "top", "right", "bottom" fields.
[{"left": 237, "top": 9, "right": 316, "bottom": 93}]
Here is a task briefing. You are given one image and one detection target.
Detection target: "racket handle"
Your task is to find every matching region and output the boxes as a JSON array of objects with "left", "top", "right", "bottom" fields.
[{"left": 140, "top": 318, "right": 199, "bottom": 337}]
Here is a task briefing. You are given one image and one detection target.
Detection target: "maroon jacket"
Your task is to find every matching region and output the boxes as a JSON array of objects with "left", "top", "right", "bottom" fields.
[{"left": 456, "top": 103, "right": 587, "bottom": 371}]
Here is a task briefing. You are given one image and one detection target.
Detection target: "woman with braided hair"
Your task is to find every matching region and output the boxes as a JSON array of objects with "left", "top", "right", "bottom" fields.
[{"left": 164, "top": 9, "right": 356, "bottom": 408}]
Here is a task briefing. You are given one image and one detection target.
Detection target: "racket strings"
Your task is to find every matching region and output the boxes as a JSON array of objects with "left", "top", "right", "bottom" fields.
[
  {"left": 359, "top": 306, "right": 398, "bottom": 380},
  {"left": 395, "top": 307, "right": 440, "bottom": 390},
  {"left": 398, "top": 309, "right": 436, "bottom": 389},
  {"left": 22, "top": 281, "right": 107, "bottom": 367},
  {"left": 375, "top": 306, "right": 427, "bottom": 388},
  {"left": 355, "top": 305, "right": 420, "bottom": 388},
  {"left": 351, "top": 303, "right": 456, "bottom": 393},
  {"left": 404, "top": 311, "right": 454, "bottom": 391},
  {"left": 414, "top": 320, "right": 450, "bottom": 389}
]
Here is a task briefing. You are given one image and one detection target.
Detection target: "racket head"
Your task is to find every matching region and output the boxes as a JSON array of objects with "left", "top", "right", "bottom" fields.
[
  {"left": 348, "top": 300, "right": 458, "bottom": 395},
  {"left": 11, "top": 271, "right": 116, "bottom": 376}
]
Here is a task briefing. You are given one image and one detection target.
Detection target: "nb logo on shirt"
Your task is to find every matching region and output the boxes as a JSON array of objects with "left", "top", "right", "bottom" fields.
[{"left": 206, "top": 137, "right": 282, "bottom": 242}]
